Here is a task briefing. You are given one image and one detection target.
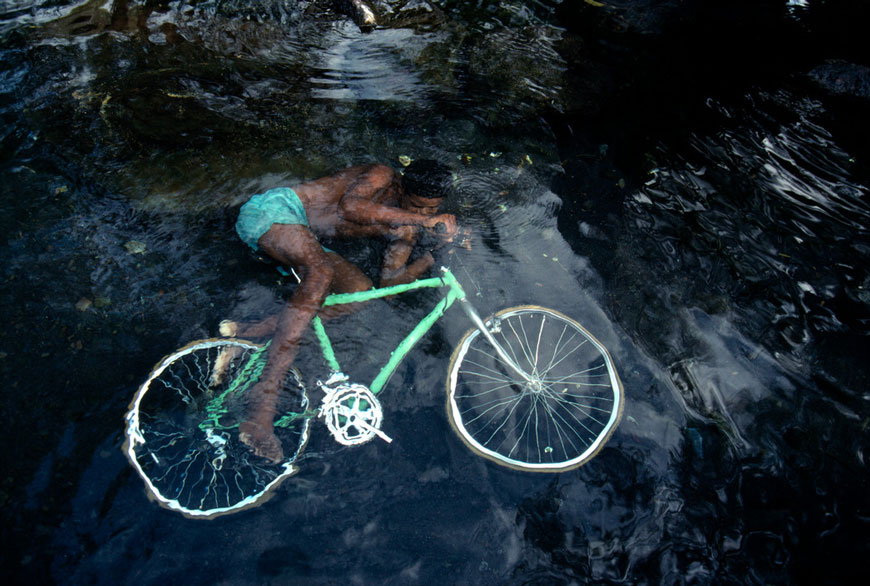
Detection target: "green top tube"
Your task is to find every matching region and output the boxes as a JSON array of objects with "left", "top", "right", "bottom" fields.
[
  {"left": 318, "top": 268, "right": 466, "bottom": 394},
  {"left": 204, "top": 267, "right": 468, "bottom": 430}
]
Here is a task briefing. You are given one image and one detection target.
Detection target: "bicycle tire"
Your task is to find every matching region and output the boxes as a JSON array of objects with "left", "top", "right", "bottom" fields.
[
  {"left": 123, "top": 338, "right": 311, "bottom": 518},
  {"left": 447, "top": 306, "right": 623, "bottom": 471}
]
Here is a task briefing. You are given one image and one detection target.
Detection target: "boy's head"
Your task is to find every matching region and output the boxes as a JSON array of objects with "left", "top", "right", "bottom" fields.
[{"left": 401, "top": 160, "right": 453, "bottom": 207}]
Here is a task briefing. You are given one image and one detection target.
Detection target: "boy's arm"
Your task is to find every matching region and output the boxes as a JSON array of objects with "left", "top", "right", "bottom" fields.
[
  {"left": 338, "top": 169, "right": 457, "bottom": 236},
  {"left": 378, "top": 229, "right": 434, "bottom": 287}
]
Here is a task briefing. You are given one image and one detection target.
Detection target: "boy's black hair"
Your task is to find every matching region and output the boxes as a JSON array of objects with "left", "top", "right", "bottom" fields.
[{"left": 402, "top": 159, "right": 453, "bottom": 200}]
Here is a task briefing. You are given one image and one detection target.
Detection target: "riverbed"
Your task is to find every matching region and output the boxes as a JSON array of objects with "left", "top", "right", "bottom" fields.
[{"left": 2, "top": 1, "right": 868, "bottom": 584}]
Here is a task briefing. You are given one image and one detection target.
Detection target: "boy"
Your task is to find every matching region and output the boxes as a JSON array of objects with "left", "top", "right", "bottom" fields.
[{"left": 229, "top": 161, "right": 458, "bottom": 462}]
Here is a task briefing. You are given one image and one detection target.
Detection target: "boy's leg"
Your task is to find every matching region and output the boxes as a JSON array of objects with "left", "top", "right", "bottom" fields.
[
  {"left": 225, "top": 252, "right": 373, "bottom": 339},
  {"left": 238, "top": 224, "right": 336, "bottom": 462}
]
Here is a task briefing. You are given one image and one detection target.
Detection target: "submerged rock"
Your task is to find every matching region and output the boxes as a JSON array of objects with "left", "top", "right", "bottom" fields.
[
  {"left": 124, "top": 240, "right": 147, "bottom": 255},
  {"left": 809, "top": 61, "right": 870, "bottom": 100},
  {"left": 342, "top": 0, "right": 378, "bottom": 31},
  {"left": 312, "top": 0, "right": 445, "bottom": 31}
]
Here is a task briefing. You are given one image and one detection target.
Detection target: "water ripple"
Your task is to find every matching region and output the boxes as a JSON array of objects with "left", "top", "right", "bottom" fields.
[{"left": 309, "top": 24, "right": 429, "bottom": 102}]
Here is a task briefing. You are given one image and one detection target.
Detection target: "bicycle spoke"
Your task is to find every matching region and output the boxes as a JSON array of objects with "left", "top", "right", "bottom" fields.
[
  {"left": 540, "top": 388, "right": 605, "bottom": 443},
  {"left": 503, "top": 394, "right": 537, "bottom": 460},
  {"left": 541, "top": 321, "right": 571, "bottom": 375},
  {"left": 507, "top": 315, "right": 537, "bottom": 372},
  {"left": 539, "top": 383, "right": 614, "bottom": 405},
  {"left": 537, "top": 392, "right": 583, "bottom": 453},
  {"left": 533, "top": 314, "right": 546, "bottom": 374},
  {"left": 458, "top": 390, "right": 523, "bottom": 417},
  {"left": 540, "top": 332, "right": 589, "bottom": 376},
  {"left": 461, "top": 354, "right": 517, "bottom": 382},
  {"left": 460, "top": 392, "right": 523, "bottom": 427},
  {"left": 541, "top": 373, "right": 612, "bottom": 388},
  {"left": 476, "top": 328, "right": 527, "bottom": 378},
  {"left": 482, "top": 391, "right": 528, "bottom": 449},
  {"left": 541, "top": 357, "right": 607, "bottom": 383},
  {"left": 453, "top": 380, "right": 518, "bottom": 399},
  {"left": 544, "top": 384, "right": 608, "bottom": 426}
]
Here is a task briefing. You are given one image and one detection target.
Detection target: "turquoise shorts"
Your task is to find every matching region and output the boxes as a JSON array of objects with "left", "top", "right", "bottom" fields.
[{"left": 236, "top": 187, "right": 310, "bottom": 251}]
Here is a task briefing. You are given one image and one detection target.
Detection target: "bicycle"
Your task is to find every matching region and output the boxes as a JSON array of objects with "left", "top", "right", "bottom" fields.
[{"left": 123, "top": 266, "right": 624, "bottom": 518}]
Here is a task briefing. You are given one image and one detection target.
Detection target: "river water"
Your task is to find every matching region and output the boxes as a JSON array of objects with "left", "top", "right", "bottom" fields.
[{"left": 2, "top": 1, "right": 868, "bottom": 584}]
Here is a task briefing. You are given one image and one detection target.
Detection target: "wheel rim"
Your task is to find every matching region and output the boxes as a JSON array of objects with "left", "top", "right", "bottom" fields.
[
  {"left": 123, "top": 339, "right": 310, "bottom": 518},
  {"left": 447, "top": 307, "right": 623, "bottom": 471}
]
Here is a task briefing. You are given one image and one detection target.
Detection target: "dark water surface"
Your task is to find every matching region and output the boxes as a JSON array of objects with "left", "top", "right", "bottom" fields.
[{"left": 2, "top": 1, "right": 868, "bottom": 584}]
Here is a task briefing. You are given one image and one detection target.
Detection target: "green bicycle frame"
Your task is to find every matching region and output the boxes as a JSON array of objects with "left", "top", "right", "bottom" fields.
[
  {"left": 311, "top": 267, "right": 467, "bottom": 395},
  {"left": 204, "top": 267, "right": 531, "bottom": 431},
  {"left": 203, "top": 268, "right": 469, "bottom": 432}
]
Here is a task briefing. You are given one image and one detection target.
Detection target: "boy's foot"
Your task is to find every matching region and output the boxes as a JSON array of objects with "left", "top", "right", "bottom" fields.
[
  {"left": 209, "top": 342, "right": 242, "bottom": 388},
  {"left": 208, "top": 321, "right": 241, "bottom": 387},
  {"left": 219, "top": 320, "right": 239, "bottom": 337}
]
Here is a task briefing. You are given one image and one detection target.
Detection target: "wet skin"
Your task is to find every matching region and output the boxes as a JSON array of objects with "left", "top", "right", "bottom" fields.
[{"left": 234, "top": 164, "right": 459, "bottom": 462}]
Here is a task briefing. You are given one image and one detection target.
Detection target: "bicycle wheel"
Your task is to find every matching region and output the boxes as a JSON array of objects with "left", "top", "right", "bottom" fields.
[
  {"left": 447, "top": 306, "right": 623, "bottom": 471},
  {"left": 123, "top": 339, "right": 311, "bottom": 518}
]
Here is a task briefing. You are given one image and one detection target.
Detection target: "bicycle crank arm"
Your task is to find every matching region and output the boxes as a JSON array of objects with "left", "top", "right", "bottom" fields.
[{"left": 354, "top": 418, "right": 393, "bottom": 444}]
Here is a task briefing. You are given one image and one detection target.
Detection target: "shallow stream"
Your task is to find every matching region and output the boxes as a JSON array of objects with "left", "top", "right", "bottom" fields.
[{"left": 2, "top": 1, "right": 868, "bottom": 584}]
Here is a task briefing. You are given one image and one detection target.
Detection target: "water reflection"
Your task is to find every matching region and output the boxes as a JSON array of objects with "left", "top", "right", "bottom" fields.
[
  {"left": 587, "top": 85, "right": 869, "bottom": 581},
  {"left": 629, "top": 89, "right": 869, "bottom": 360},
  {"left": 310, "top": 24, "right": 428, "bottom": 101},
  {"left": 786, "top": 0, "right": 809, "bottom": 19}
]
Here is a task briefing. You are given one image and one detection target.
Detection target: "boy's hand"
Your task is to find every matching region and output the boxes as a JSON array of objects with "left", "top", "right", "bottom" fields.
[{"left": 422, "top": 213, "right": 458, "bottom": 241}]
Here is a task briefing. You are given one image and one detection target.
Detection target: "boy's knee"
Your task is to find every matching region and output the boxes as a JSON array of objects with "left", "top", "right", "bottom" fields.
[
  {"left": 310, "top": 261, "right": 335, "bottom": 289},
  {"left": 353, "top": 275, "right": 374, "bottom": 293},
  {"left": 298, "top": 252, "right": 335, "bottom": 290}
]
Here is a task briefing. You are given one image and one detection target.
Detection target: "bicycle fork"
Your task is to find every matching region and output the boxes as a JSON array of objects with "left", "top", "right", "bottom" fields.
[
  {"left": 456, "top": 297, "right": 536, "bottom": 386},
  {"left": 437, "top": 266, "right": 535, "bottom": 385}
]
